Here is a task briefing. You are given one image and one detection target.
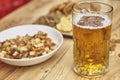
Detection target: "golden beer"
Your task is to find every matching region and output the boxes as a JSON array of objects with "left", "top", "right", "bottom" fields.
[{"left": 73, "top": 13, "right": 112, "bottom": 77}]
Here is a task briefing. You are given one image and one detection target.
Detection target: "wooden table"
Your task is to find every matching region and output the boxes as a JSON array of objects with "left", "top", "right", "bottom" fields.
[{"left": 0, "top": 0, "right": 120, "bottom": 80}]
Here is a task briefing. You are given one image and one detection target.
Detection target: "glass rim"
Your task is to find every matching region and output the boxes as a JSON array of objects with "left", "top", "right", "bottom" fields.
[{"left": 72, "top": 1, "right": 113, "bottom": 13}]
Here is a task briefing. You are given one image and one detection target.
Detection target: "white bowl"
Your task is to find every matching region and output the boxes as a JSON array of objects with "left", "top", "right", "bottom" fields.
[{"left": 0, "top": 25, "right": 63, "bottom": 66}]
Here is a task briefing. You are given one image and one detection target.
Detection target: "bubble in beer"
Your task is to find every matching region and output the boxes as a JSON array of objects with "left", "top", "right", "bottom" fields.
[{"left": 73, "top": 14, "right": 111, "bottom": 29}]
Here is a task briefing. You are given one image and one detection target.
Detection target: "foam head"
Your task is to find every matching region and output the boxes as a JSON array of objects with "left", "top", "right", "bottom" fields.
[{"left": 73, "top": 14, "right": 111, "bottom": 29}]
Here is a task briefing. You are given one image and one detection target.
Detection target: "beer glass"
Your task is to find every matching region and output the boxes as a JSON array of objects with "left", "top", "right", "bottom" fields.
[{"left": 72, "top": 1, "right": 113, "bottom": 77}]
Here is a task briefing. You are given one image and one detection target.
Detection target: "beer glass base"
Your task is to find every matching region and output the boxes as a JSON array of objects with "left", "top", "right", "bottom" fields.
[{"left": 73, "top": 66, "right": 108, "bottom": 78}]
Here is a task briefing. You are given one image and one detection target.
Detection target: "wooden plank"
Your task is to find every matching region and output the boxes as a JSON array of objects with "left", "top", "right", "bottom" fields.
[
  {"left": 0, "top": 39, "right": 72, "bottom": 80},
  {"left": 42, "top": 29, "right": 120, "bottom": 80},
  {"left": 40, "top": 0, "right": 120, "bottom": 80},
  {"left": 0, "top": 0, "right": 119, "bottom": 80}
]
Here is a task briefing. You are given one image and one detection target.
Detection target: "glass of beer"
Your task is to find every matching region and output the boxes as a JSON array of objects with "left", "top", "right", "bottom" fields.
[{"left": 72, "top": 1, "right": 113, "bottom": 77}]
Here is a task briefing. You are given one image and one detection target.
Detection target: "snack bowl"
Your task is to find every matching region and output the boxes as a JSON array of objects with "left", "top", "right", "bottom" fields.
[{"left": 0, "top": 25, "right": 63, "bottom": 66}]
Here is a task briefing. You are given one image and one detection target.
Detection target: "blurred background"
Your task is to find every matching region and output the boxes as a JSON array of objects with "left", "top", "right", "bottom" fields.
[{"left": 0, "top": 0, "right": 30, "bottom": 18}]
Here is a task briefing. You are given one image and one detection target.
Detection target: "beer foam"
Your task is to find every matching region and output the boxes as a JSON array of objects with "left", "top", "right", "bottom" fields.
[{"left": 73, "top": 14, "right": 111, "bottom": 29}]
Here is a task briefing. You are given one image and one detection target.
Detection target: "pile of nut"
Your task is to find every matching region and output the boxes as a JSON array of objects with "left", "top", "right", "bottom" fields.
[
  {"left": 33, "top": 13, "right": 60, "bottom": 28},
  {"left": 0, "top": 31, "right": 56, "bottom": 59},
  {"left": 49, "top": 1, "right": 74, "bottom": 16},
  {"left": 33, "top": 1, "right": 74, "bottom": 32}
]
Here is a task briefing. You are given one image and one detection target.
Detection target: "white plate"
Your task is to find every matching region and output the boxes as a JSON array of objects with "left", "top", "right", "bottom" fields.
[{"left": 0, "top": 25, "right": 63, "bottom": 66}]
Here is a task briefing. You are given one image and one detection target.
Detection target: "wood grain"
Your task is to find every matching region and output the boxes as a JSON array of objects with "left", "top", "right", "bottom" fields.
[{"left": 0, "top": 0, "right": 120, "bottom": 80}]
